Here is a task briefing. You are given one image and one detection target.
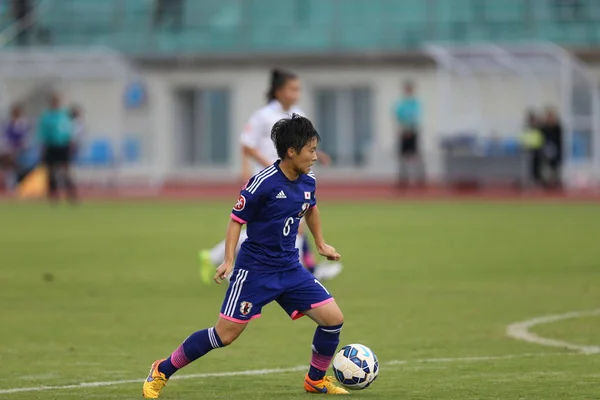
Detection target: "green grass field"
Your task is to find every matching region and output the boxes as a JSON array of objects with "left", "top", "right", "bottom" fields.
[{"left": 1, "top": 200, "right": 599, "bottom": 399}]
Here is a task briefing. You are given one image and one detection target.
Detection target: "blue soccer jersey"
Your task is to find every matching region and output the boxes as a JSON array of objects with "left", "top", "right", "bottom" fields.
[
  {"left": 230, "top": 160, "right": 317, "bottom": 271},
  {"left": 221, "top": 160, "right": 333, "bottom": 324}
]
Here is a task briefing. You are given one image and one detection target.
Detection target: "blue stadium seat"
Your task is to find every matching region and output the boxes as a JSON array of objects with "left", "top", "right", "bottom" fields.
[
  {"left": 501, "top": 137, "right": 521, "bottom": 155},
  {"left": 571, "top": 132, "right": 589, "bottom": 161},
  {"left": 122, "top": 137, "right": 141, "bottom": 164},
  {"left": 76, "top": 138, "right": 114, "bottom": 167}
]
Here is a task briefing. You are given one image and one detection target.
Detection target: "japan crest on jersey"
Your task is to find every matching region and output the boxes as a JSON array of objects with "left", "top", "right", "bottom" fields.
[{"left": 240, "top": 301, "right": 253, "bottom": 315}]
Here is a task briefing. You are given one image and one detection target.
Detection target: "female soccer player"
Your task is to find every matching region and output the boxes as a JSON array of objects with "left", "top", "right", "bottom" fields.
[
  {"left": 143, "top": 115, "right": 348, "bottom": 397},
  {"left": 199, "top": 69, "right": 342, "bottom": 283}
]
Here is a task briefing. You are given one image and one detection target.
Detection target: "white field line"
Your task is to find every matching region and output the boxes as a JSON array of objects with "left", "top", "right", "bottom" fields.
[
  {"left": 386, "top": 352, "right": 561, "bottom": 365},
  {"left": 0, "top": 352, "right": 570, "bottom": 395},
  {"left": 506, "top": 309, "right": 600, "bottom": 355}
]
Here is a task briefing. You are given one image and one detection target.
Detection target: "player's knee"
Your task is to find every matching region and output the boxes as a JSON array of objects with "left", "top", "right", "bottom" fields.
[
  {"left": 215, "top": 328, "right": 240, "bottom": 346},
  {"left": 218, "top": 332, "right": 238, "bottom": 346},
  {"left": 215, "top": 319, "right": 246, "bottom": 346},
  {"left": 323, "top": 310, "right": 344, "bottom": 327},
  {"left": 331, "top": 311, "right": 344, "bottom": 326}
]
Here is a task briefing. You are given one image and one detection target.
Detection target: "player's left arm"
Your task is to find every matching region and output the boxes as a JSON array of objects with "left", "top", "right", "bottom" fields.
[{"left": 304, "top": 205, "right": 341, "bottom": 261}]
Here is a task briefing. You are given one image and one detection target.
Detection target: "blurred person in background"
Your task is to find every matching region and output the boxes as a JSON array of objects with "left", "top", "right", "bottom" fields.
[
  {"left": 541, "top": 106, "right": 563, "bottom": 189},
  {"left": 38, "top": 93, "right": 77, "bottom": 202},
  {"left": 521, "top": 110, "right": 545, "bottom": 188},
  {"left": 153, "top": 0, "right": 183, "bottom": 32},
  {"left": 394, "top": 80, "right": 425, "bottom": 188},
  {"left": 199, "top": 68, "right": 342, "bottom": 284},
  {"left": 0, "top": 103, "right": 31, "bottom": 193},
  {"left": 69, "top": 104, "right": 85, "bottom": 158},
  {"left": 12, "top": 0, "right": 32, "bottom": 46}
]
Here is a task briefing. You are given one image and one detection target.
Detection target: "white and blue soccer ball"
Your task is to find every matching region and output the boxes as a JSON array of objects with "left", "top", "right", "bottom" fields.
[{"left": 332, "top": 343, "right": 379, "bottom": 390}]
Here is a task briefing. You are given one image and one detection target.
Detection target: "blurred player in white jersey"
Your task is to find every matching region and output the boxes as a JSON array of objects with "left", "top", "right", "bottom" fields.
[{"left": 199, "top": 68, "right": 343, "bottom": 283}]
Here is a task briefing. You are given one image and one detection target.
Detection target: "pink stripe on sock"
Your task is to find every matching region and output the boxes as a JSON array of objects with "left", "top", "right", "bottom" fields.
[
  {"left": 310, "top": 352, "right": 333, "bottom": 371},
  {"left": 303, "top": 252, "right": 316, "bottom": 268},
  {"left": 170, "top": 345, "right": 190, "bottom": 369}
]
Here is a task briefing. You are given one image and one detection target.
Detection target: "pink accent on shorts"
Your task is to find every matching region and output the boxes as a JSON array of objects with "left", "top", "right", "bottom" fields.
[
  {"left": 310, "top": 352, "right": 334, "bottom": 371},
  {"left": 310, "top": 204, "right": 317, "bottom": 209},
  {"left": 290, "top": 310, "right": 304, "bottom": 320},
  {"left": 170, "top": 345, "right": 190, "bottom": 369},
  {"left": 219, "top": 313, "right": 261, "bottom": 324},
  {"left": 289, "top": 298, "right": 335, "bottom": 321},
  {"left": 230, "top": 213, "right": 247, "bottom": 224},
  {"left": 311, "top": 298, "right": 335, "bottom": 309}
]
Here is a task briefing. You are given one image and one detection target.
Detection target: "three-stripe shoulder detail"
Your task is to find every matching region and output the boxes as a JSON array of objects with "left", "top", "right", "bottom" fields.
[{"left": 246, "top": 166, "right": 277, "bottom": 194}]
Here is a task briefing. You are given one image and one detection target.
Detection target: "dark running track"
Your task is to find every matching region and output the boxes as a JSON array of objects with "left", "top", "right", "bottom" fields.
[{"left": 76, "top": 182, "right": 600, "bottom": 203}]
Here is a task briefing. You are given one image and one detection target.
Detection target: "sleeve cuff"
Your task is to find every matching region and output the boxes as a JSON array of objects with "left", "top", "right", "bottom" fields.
[{"left": 230, "top": 213, "right": 247, "bottom": 224}]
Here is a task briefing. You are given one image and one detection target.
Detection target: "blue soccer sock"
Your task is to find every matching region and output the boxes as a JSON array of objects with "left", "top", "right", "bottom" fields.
[
  {"left": 158, "top": 327, "right": 224, "bottom": 378},
  {"left": 308, "top": 323, "right": 343, "bottom": 381}
]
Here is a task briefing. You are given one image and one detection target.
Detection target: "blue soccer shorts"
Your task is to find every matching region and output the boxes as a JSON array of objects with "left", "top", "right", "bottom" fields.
[{"left": 219, "top": 264, "right": 334, "bottom": 323}]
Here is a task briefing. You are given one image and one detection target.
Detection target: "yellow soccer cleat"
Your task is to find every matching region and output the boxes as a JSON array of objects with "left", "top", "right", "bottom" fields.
[
  {"left": 304, "top": 374, "right": 349, "bottom": 395},
  {"left": 198, "top": 250, "right": 214, "bottom": 285},
  {"left": 142, "top": 359, "right": 168, "bottom": 398}
]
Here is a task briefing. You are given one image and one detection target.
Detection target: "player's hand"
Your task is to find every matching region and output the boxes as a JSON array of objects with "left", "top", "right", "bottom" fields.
[
  {"left": 214, "top": 261, "right": 234, "bottom": 284},
  {"left": 317, "top": 243, "right": 341, "bottom": 261}
]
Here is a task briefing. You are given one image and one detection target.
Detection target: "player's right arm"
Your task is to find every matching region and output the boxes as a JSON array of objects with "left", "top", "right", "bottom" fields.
[
  {"left": 242, "top": 146, "right": 271, "bottom": 169},
  {"left": 214, "top": 177, "right": 264, "bottom": 283},
  {"left": 240, "top": 147, "right": 252, "bottom": 183},
  {"left": 240, "top": 112, "right": 271, "bottom": 174},
  {"left": 214, "top": 219, "right": 243, "bottom": 284}
]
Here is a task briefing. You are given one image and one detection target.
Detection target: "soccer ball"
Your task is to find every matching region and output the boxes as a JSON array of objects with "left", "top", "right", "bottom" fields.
[{"left": 332, "top": 343, "right": 379, "bottom": 390}]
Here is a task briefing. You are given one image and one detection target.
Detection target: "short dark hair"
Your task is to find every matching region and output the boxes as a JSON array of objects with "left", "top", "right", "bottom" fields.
[{"left": 270, "top": 114, "right": 320, "bottom": 160}]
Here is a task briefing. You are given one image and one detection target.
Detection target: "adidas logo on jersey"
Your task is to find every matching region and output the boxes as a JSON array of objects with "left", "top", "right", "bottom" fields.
[{"left": 276, "top": 190, "right": 287, "bottom": 199}]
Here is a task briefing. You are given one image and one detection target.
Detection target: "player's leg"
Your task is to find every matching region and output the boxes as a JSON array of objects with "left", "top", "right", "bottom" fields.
[
  {"left": 157, "top": 317, "right": 246, "bottom": 377},
  {"left": 61, "top": 146, "right": 77, "bottom": 202},
  {"left": 44, "top": 148, "right": 59, "bottom": 201},
  {"left": 277, "top": 267, "right": 348, "bottom": 395},
  {"left": 303, "top": 300, "right": 346, "bottom": 394},
  {"left": 299, "top": 221, "right": 315, "bottom": 274},
  {"left": 295, "top": 229, "right": 305, "bottom": 266},
  {"left": 397, "top": 132, "right": 409, "bottom": 188},
  {"left": 1, "top": 152, "right": 17, "bottom": 193},
  {"left": 199, "top": 229, "right": 248, "bottom": 284},
  {"left": 143, "top": 268, "right": 268, "bottom": 398},
  {"left": 143, "top": 318, "right": 245, "bottom": 398}
]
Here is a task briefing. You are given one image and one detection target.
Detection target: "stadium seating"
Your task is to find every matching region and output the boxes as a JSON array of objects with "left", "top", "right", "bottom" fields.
[
  {"left": 74, "top": 137, "right": 142, "bottom": 167},
  {"left": 6, "top": 1, "right": 600, "bottom": 52}
]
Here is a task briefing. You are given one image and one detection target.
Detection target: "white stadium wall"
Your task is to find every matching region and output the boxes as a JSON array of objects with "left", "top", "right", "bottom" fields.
[{"left": 3, "top": 63, "right": 592, "bottom": 183}]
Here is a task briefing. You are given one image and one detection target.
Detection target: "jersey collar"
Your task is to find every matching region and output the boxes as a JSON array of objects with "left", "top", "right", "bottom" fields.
[{"left": 274, "top": 160, "right": 301, "bottom": 184}]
